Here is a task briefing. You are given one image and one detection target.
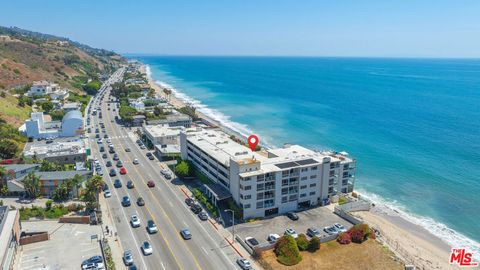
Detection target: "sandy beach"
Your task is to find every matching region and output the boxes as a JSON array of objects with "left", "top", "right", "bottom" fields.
[
  {"left": 353, "top": 208, "right": 456, "bottom": 270},
  {"left": 141, "top": 64, "right": 457, "bottom": 270}
]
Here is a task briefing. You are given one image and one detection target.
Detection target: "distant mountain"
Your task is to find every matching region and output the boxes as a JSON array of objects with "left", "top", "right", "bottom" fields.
[{"left": 0, "top": 25, "right": 126, "bottom": 91}]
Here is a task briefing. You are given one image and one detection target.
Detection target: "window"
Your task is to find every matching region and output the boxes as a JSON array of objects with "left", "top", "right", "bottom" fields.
[
  {"left": 244, "top": 195, "right": 251, "bottom": 200},
  {"left": 244, "top": 204, "right": 251, "bottom": 209},
  {"left": 309, "top": 191, "right": 316, "bottom": 196},
  {"left": 289, "top": 194, "right": 298, "bottom": 201},
  {"left": 300, "top": 185, "right": 307, "bottom": 189},
  {"left": 301, "top": 168, "right": 308, "bottom": 172},
  {"left": 256, "top": 201, "right": 264, "bottom": 209},
  {"left": 240, "top": 194, "right": 243, "bottom": 199},
  {"left": 310, "top": 175, "right": 317, "bottom": 179},
  {"left": 309, "top": 183, "right": 316, "bottom": 187},
  {"left": 311, "top": 166, "right": 318, "bottom": 170},
  {"left": 282, "top": 179, "right": 288, "bottom": 186},
  {"left": 257, "top": 192, "right": 264, "bottom": 200},
  {"left": 257, "top": 183, "right": 265, "bottom": 191},
  {"left": 300, "top": 193, "right": 306, "bottom": 198},
  {"left": 301, "top": 176, "right": 307, "bottom": 181},
  {"left": 282, "top": 196, "right": 288, "bottom": 203},
  {"left": 281, "top": 188, "right": 288, "bottom": 195},
  {"left": 244, "top": 185, "right": 251, "bottom": 191},
  {"left": 243, "top": 177, "right": 251, "bottom": 181}
]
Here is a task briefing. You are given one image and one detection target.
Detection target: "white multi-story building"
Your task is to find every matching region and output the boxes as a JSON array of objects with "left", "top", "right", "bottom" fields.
[{"left": 180, "top": 128, "right": 356, "bottom": 219}]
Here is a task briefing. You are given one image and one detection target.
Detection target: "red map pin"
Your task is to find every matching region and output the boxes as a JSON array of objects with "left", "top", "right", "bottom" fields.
[{"left": 247, "top": 135, "right": 259, "bottom": 151}]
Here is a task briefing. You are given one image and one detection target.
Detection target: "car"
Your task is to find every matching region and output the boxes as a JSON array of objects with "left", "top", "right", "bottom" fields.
[
  {"left": 125, "top": 147, "right": 131, "bottom": 152},
  {"left": 324, "top": 226, "right": 338, "bottom": 235},
  {"left": 284, "top": 228, "right": 298, "bottom": 238},
  {"left": 102, "top": 153, "right": 108, "bottom": 159},
  {"left": 102, "top": 183, "right": 109, "bottom": 191},
  {"left": 137, "top": 197, "right": 145, "bottom": 206},
  {"left": 97, "top": 139, "right": 102, "bottom": 144},
  {"left": 109, "top": 147, "right": 115, "bottom": 154},
  {"left": 190, "top": 204, "right": 202, "bottom": 214},
  {"left": 82, "top": 262, "right": 104, "bottom": 270},
  {"left": 130, "top": 215, "right": 141, "bottom": 227},
  {"left": 104, "top": 134, "right": 108, "bottom": 139},
  {"left": 141, "top": 241, "right": 153, "bottom": 255},
  {"left": 148, "top": 155, "right": 155, "bottom": 160},
  {"left": 99, "top": 146, "right": 105, "bottom": 152},
  {"left": 147, "top": 220, "right": 158, "bottom": 234},
  {"left": 123, "top": 250, "right": 134, "bottom": 266},
  {"left": 286, "top": 212, "right": 299, "bottom": 221},
  {"left": 198, "top": 211, "right": 208, "bottom": 221},
  {"left": 267, "top": 233, "right": 280, "bottom": 243},
  {"left": 119, "top": 167, "right": 127, "bottom": 174},
  {"left": 127, "top": 265, "right": 138, "bottom": 270},
  {"left": 236, "top": 258, "right": 252, "bottom": 270},
  {"left": 106, "top": 161, "right": 112, "bottom": 167},
  {"left": 147, "top": 180, "right": 155, "bottom": 188},
  {"left": 140, "top": 145, "right": 146, "bottom": 149},
  {"left": 95, "top": 134, "right": 100, "bottom": 139},
  {"left": 133, "top": 158, "right": 139, "bottom": 165},
  {"left": 113, "top": 154, "right": 119, "bottom": 160},
  {"left": 122, "top": 196, "right": 131, "bottom": 207},
  {"left": 307, "top": 227, "right": 321, "bottom": 237},
  {"left": 114, "top": 179, "right": 122, "bottom": 188},
  {"left": 106, "top": 139, "right": 111, "bottom": 143},
  {"left": 185, "top": 198, "right": 194, "bottom": 206},
  {"left": 180, "top": 228, "right": 192, "bottom": 240},
  {"left": 161, "top": 169, "right": 172, "bottom": 179},
  {"left": 116, "top": 160, "right": 123, "bottom": 167},
  {"left": 245, "top": 237, "right": 259, "bottom": 248},
  {"left": 127, "top": 180, "right": 134, "bottom": 189},
  {"left": 97, "top": 169, "right": 104, "bottom": 176},
  {"left": 109, "top": 169, "right": 116, "bottom": 177},
  {"left": 334, "top": 223, "right": 348, "bottom": 233},
  {"left": 82, "top": 255, "right": 103, "bottom": 266},
  {"left": 104, "top": 190, "right": 112, "bottom": 198}
]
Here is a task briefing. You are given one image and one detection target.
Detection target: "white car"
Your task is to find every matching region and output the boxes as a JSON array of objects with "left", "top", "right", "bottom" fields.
[
  {"left": 82, "top": 262, "right": 105, "bottom": 270},
  {"left": 267, "top": 233, "right": 280, "bottom": 243},
  {"left": 141, "top": 241, "right": 153, "bottom": 255},
  {"left": 284, "top": 228, "right": 298, "bottom": 238},
  {"left": 104, "top": 190, "right": 112, "bottom": 198},
  {"left": 334, "top": 223, "right": 347, "bottom": 233},
  {"left": 133, "top": 158, "right": 139, "bottom": 165},
  {"left": 324, "top": 226, "right": 338, "bottom": 235},
  {"left": 236, "top": 258, "right": 252, "bottom": 270},
  {"left": 130, "top": 215, "right": 141, "bottom": 228}
]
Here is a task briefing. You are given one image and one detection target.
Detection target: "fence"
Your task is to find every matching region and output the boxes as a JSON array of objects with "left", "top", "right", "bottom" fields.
[
  {"left": 19, "top": 231, "right": 49, "bottom": 245},
  {"left": 336, "top": 200, "right": 372, "bottom": 212},
  {"left": 59, "top": 216, "right": 90, "bottom": 224},
  {"left": 334, "top": 207, "right": 364, "bottom": 225}
]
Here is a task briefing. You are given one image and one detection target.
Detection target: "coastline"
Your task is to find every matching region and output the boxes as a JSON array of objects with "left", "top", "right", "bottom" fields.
[{"left": 140, "top": 63, "right": 468, "bottom": 269}]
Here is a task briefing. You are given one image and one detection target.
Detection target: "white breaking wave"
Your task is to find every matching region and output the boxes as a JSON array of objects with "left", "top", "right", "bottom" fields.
[{"left": 357, "top": 188, "right": 480, "bottom": 260}]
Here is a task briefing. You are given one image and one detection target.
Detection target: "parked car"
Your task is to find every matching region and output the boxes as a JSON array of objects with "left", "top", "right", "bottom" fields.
[
  {"left": 116, "top": 160, "right": 123, "bottom": 167},
  {"left": 140, "top": 145, "right": 146, "bottom": 149},
  {"left": 180, "top": 228, "right": 192, "bottom": 240},
  {"left": 245, "top": 237, "right": 259, "bottom": 248},
  {"left": 125, "top": 147, "right": 131, "bottom": 152},
  {"left": 128, "top": 265, "right": 137, "bottom": 270},
  {"left": 147, "top": 220, "right": 158, "bottom": 234},
  {"left": 190, "top": 204, "right": 202, "bottom": 214},
  {"left": 284, "top": 228, "right": 298, "bottom": 238},
  {"left": 147, "top": 180, "right": 155, "bottom": 188},
  {"left": 130, "top": 215, "right": 141, "bottom": 228},
  {"left": 267, "top": 233, "right": 280, "bottom": 243},
  {"left": 133, "top": 158, "right": 139, "bottom": 165},
  {"left": 82, "top": 256, "right": 103, "bottom": 267},
  {"left": 127, "top": 180, "right": 134, "bottom": 189},
  {"left": 307, "top": 227, "right": 321, "bottom": 238},
  {"left": 236, "top": 258, "right": 252, "bottom": 270},
  {"left": 106, "top": 161, "right": 112, "bottom": 167},
  {"left": 161, "top": 169, "right": 172, "bottom": 179},
  {"left": 324, "top": 226, "right": 338, "bottom": 235},
  {"left": 148, "top": 155, "right": 155, "bottom": 160},
  {"left": 141, "top": 241, "right": 152, "bottom": 255},
  {"left": 122, "top": 196, "right": 131, "bottom": 207},
  {"left": 114, "top": 179, "right": 122, "bottom": 188},
  {"left": 137, "top": 197, "right": 145, "bottom": 206},
  {"left": 104, "top": 190, "right": 112, "bottom": 198},
  {"left": 123, "top": 250, "right": 133, "bottom": 266},
  {"left": 185, "top": 198, "right": 194, "bottom": 206},
  {"left": 109, "top": 169, "right": 116, "bottom": 177},
  {"left": 286, "top": 212, "right": 299, "bottom": 221},
  {"left": 120, "top": 167, "right": 127, "bottom": 175},
  {"left": 198, "top": 212, "right": 208, "bottom": 221},
  {"left": 334, "top": 223, "right": 347, "bottom": 233}
]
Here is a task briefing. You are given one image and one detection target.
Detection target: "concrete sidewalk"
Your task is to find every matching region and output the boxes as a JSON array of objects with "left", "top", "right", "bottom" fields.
[{"left": 98, "top": 193, "right": 126, "bottom": 269}]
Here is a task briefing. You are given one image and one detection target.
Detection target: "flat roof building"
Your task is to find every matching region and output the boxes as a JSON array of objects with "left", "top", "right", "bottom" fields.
[
  {"left": 23, "top": 138, "right": 87, "bottom": 165},
  {"left": 180, "top": 128, "right": 356, "bottom": 218}
]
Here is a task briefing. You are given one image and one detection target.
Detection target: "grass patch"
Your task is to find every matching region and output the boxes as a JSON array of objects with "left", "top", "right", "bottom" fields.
[
  {"left": 0, "top": 93, "right": 31, "bottom": 127},
  {"left": 19, "top": 204, "right": 81, "bottom": 220}
]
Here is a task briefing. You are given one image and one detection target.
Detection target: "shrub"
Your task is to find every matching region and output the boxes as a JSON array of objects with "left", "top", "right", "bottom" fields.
[
  {"left": 337, "top": 232, "right": 351, "bottom": 244},
  {"left": 274, "top": 235, "right": 302, "bottom": 266},
  {"left": 296, "top": 233, "right": 309, "bottom": 251},
  {"left": 45, "top": 200, "right": 53, "bottom": 210},
  {"left": 347, "top": 223, "right": 372, "bottom": 243},
  {"left": 350, "top": 229, "right": 365, "bottom": 243},
  {"left": 307, "top": 236, "right": 321, "bottom": 252}
]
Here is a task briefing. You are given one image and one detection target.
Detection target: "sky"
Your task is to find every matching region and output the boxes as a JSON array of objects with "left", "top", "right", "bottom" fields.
[{"left": 1, "top": 0, "right": 480, "bottom": 57}]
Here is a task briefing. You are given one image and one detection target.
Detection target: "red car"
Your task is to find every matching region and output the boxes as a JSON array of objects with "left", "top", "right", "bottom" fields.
[
  {"left": 147, "top": 180, "right": 155, "bottom": 188},
  {"left": 119, "top": 167, "right": 127, "bottom": 175}
]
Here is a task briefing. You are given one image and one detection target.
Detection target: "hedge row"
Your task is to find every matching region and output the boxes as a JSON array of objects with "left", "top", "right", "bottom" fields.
[{"left": 192, "top": 188, "right": 219, "bottom": 217}]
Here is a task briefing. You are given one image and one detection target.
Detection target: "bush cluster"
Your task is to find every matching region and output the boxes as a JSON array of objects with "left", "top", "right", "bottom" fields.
[
  {"left": 296, "top": 234, "right": 309, "bottom": 251},
  {"left": 19, "top": 203, "right": 82, "bottom": 221},
  {"left": 192, "top": 188, "right": 219, "bottom": 217},
  {"left": 274, "top": 235, "right": 302, "bottom": 266},
  {"left": 337, "top": 223, "right": 374, "bottom": 244},
  {"left": 307, "top": 236, "right": 321, "bottom": 252}
]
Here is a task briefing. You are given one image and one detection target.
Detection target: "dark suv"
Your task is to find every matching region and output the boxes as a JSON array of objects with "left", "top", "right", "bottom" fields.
[{"left": 190, "top": 204, "right": 202, "bottom": 214}]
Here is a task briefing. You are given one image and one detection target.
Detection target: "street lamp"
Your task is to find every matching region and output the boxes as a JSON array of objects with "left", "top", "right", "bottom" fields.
[{"left": 224, "top": 209, "right": 235, "bottom": 242}]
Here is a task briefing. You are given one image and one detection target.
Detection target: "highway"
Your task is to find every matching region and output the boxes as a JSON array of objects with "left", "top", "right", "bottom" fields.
[{"left": 86, "top": 68, "right": 243, "bottom": 270}]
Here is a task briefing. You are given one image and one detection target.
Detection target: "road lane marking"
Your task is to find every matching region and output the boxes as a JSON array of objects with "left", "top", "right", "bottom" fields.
[{"left": 202, "top": 246, "right": 208, "bottom": 255}]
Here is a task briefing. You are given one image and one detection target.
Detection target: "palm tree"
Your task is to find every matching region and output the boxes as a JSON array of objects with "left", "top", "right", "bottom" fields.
[
  {"left": 83, "top": 175, "right": 104, "bottom": 211},
  {"left": 23, "top": 172, "right": 41, "bottom": 199},
  {"left": 69, "top": 174, "right": 83, "bottom": 198}
]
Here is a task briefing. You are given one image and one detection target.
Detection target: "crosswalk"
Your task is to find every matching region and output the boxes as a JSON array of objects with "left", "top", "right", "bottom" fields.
[{"left": 88, "top": 134, "right": 134, "bottom": 142}]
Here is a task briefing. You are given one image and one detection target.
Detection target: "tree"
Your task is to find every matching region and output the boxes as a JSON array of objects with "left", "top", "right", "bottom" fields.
[
  {"left": 175, "top": 161, "right": 190, "bottom": 178},
  {"left": 153, "top": 106, "right": 164, "bottom": 116},
  {"left": 23, "top": 172, "right": 41, "bottom": 199},
  {"left": 49, "top": 109, "right": 65, "bottom": 121},
  {"left": 40, "top": 160, "right": 63, "bottom": 172},
  {"left": 307, "top": 236, "right": 321, "bottom": 252},
  {"left": 163, "top": 88, "right": 172, "bottom": 100},
  {"left": 83, "top": 80, "right": 101, "bottom": 95},
  {"left": 296, "top": 233, "right": 309, "bottom": 251},
  {"left": 274, "top": 235, "right": 302, "bottom": 266},
  {"left": 0, "top": 139, "right": 18, "bottom": 159},
  {"left": 82, "top": 175, "right": 104, "bottom": 211},
  {"left": 41, "top": 101, "right": 53, "bottom": 113},
  {"left": 178, "top": 106, "right": 197, "bottom": 120}
]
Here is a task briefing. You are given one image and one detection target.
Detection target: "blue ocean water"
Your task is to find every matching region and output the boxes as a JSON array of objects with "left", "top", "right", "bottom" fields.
[{"left": 132, "top": 56, "right": 480, "bottom": 251}]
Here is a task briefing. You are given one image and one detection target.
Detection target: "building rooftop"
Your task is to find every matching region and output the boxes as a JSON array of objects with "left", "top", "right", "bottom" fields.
[
  {"left": 0, "top": 164, "right": 40, "bottom": 173},
  {"left": 62, "top": 102, "right": 79, "bottom": 110},
  {"left": 144, "top": 124, "right": 185, "bottom": 138},
  {"left": 62, "top": 110, "right": 82, "bottom": 122},
  {"left": 24, "top": 138, "right": 86, "bottom": 157}
]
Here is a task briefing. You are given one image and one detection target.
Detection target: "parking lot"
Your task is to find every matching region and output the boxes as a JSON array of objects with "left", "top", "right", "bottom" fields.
[
  {"left": 234, "top": 206, "right": 352, "bottom": 245},
  {"left": 15, "top": 221, "right": 103, "bottom": 270}
]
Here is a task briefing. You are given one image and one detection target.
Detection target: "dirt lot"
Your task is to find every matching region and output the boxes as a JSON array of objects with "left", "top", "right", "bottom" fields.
[{"left": 258, "top": 239, "right": 404, "bottom": 270}]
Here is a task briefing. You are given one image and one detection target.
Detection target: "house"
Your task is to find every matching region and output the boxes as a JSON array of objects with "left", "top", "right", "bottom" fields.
[
  {"left": 132, "top": 115, "right": 146, "bottom": 127},
  {"left": 0, "top": 164, "right": 41, "bottom": 183},
  {"left": 6, "top": 170, "right": 91, "bottom": 197},
  {"left": 21, "top": 110, "right": 83, "bottom": 139},
  {"left": 49, "top": 89, "right": 69, "bottom": 100},
  {"left": 27, "top": 81, "right": 53, "bottom": 97},
  {"left": 146, "top": 113, "right": 192, "bottom": 128}
]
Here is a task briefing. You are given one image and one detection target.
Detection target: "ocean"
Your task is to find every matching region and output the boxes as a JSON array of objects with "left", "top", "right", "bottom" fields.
[{"left": 130, "top": 56, "right": 480, "bottom": 253}]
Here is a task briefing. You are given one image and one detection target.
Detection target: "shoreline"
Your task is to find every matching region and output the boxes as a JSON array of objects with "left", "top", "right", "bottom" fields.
[{"left": 139, "top": 63, "right": 473, "bottom": 269}]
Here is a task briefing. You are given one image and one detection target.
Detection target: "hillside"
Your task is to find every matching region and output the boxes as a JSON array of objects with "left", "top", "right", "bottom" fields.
[{"left": 0, "top": 26, "right": 126, "bottom": 125}]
